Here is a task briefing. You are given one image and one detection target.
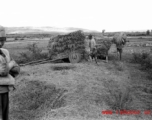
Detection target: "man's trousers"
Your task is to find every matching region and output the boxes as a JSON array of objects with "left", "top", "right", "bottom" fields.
[{"left": 0, "top": 92, "right": 9, "bottom": 120}]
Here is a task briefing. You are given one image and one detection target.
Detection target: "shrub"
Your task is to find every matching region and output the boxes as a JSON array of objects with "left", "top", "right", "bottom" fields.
[
  {"left": 26, "top": 43, "right": 42, "bottom": 56},
  {"left": 131, "top": 52, "right": 147, "bottom": 63},
  {"left": 131, "top": 51, "right": 152, "bottom": 70},
  {"left": 146, "top": 30, "right": 150, "bottom": 36},
  {"left": 20, "top": 38, "right": 24, "bottom": 40},
  {"left": 15, "top": 43, "right": 48, "bottom": 64},
  {"left": 140, "top": 57, "right": 152, "bottom": 70},
  {"left": 103, "top": 81, "right": 132, "bottom": 111},
  {"left": 14, "top": 37, "right": 18, "bottom": 41}
]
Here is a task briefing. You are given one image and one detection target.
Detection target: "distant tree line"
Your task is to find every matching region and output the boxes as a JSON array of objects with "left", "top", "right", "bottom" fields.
[
  {"left": 6, "top": 30, "right": 152, "bottom": 39},
  {"left": 146, "top": 30, "right": 150, "bottom": 35},
  {"left": 106, "top": 30, "right": 152, "bottom": 37}
]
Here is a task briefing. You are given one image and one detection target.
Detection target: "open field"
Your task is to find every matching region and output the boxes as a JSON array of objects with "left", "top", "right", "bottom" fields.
[
  {"left": 1, "top": 36, "right": 152, "bottom": 120},
  {"left": 3, "top": 36, "right": 152, "bottom": 58}
]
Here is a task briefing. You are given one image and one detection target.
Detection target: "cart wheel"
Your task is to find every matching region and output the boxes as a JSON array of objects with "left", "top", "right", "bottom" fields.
[{"left": 69, "top": 51, "right": 82, "bottom": 63}]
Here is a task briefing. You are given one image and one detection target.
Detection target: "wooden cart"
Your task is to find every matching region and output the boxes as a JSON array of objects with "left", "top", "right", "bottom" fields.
[{"left": 50, "top": 49, "right": 85, "bottom": 63}]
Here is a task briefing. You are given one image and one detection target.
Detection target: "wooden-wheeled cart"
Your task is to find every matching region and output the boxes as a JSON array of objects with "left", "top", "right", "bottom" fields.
[{"left": 50, "top": 50, "right": 84, "bottom": 63}]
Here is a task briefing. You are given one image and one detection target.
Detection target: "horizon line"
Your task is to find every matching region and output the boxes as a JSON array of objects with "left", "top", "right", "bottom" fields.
[{"left": 4, "top": 26, "right": 151, "bottom": 33}]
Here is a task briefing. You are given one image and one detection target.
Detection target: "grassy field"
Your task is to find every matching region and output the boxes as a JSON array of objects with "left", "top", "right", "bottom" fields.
[
  {"left": 3, "top": 36, "right": 152, "bottom": 58},
  {"left": 1, "top": 36, "right": 152, "bottom": 120},
  {"left": 4, "top": 38, "right": 49, "bottom": 58}
]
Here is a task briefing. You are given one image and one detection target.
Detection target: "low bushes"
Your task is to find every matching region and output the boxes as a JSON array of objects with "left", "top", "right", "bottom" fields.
[
  {"left": 102, "top": 80, "right": 132, "bottom": 111},
  {"left": 131, "top": 51, "right": 152, "bottom": 70},
  {"left": 14, "top": 43, "right": 48, "bottom": 64}
]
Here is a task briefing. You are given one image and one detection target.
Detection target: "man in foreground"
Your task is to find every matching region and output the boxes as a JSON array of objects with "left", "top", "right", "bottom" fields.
[{"left": 0, "top": 25, "right": 20, "bottom": 120}]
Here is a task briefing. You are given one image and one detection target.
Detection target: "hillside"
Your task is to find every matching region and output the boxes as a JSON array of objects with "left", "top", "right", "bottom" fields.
[
  {"left": 5, "top": 26, "right": 104, "bottom": 39},
  {"left": 5, "top": 27, "right": 101, "bottom": 34}
]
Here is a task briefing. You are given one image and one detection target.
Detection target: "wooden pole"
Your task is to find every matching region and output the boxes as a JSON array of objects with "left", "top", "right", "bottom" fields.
[{"left": 19, "top": 58, "right": 61, "bottom": 66}]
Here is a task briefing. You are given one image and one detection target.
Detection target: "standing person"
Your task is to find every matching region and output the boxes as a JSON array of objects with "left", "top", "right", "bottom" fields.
[
  {"left": 112, "top": 32, "right": 128, "bottom": 60},
  {"left": 84, "top": 35, "right": 92, "bottom": 61},
  {"left": 89, "top": 34, "right": 97, "bottom": 51},
  {"left": 88, "top": 34, "right": 97, "bottom": 61},
  {"left": 0, "top": 25, "right": 20, "bottom": 120}
]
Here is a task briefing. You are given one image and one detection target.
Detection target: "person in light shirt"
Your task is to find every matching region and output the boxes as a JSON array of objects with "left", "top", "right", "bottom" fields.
[
  {"left": 89, "top": 35, "right": 96, "bottom": 51},
  {"left": 88, "top": 34, "right": 97, "bottom": 61},
  {"left": 0, "top": 25, "right": 20, "bottom": 120},
  {"left": 84, "top": 35, "right": 92, "bottom": 61}
]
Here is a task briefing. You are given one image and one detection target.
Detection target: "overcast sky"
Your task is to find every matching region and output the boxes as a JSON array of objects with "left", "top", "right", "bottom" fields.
[{"left": 0, "top": 0, "right": 151, "bottom": 32}]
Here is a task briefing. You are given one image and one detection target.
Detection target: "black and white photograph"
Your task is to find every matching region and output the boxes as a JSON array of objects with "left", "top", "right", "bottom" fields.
[{"left": 0, "top": 0, "right": 152, "bottom": 120}]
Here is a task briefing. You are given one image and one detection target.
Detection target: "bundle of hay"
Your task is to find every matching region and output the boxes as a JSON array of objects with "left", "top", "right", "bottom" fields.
[
  {"left": 47, "top": 30, "right": 85, "bottom": 59},
  {"left": 112, "top": 32, "right": 127, "bottom": 49},
  {"left": 111, "top": 32, "right": 128, "bottom": 60}
]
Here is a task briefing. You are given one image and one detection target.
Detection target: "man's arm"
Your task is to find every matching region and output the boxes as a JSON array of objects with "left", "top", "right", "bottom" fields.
[
  {"left": 1, "top": 48, "right": 20, "bottom": 77},
  {"left": 0, "top": 48, "right": 13, "bottom": 70}
]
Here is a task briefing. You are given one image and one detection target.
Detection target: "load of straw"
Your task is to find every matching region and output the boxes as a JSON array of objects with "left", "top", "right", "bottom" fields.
[
  {"left": 112, "top": 32, "right": 127, "bottom": 49},
  {"left": 47, "top": 30, "right": 85, "bottom": 59}
]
